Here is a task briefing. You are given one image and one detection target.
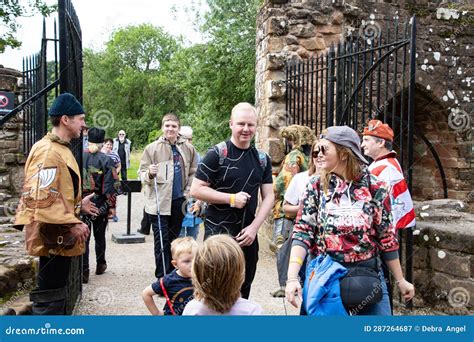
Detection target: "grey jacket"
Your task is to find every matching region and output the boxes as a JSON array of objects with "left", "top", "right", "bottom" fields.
[{"left": 112, "top": 138, "right": 131, "bottom": 169}]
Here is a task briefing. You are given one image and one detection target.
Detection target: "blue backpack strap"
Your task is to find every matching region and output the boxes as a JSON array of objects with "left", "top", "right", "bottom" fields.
[{"left": 216, "top": 141, "right": 228, "bottom": 166}]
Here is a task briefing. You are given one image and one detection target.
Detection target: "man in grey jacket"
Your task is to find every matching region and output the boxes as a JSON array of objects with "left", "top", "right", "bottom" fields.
[
  {"left": 113, "top": 130, "right": 131, "bottom": 180},
  {"left": 139, "top": 113, "right": 198, "bottom": 278}
]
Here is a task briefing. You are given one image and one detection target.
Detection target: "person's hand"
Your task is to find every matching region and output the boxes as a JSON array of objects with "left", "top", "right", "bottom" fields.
[
  {"left": 285, "top": 279, "right": 302, "bottom": 308},
  {"left": 81, "top": 193, "right": 99, "bottom": 216},
  {"left": 191, "top": 200, "right": 202, "bottom": 214},
  {"left": 69, "top": 222, "right": 90, "bottom": 244},
  {"left": 148, "top": 164, "right": 158, "bottom": 177},
  {"left": 234, "top": 192, "right": 251, "bottom": 209},
  {"left": 397, "top": 279, "right": 415, "bottom": 301},
  {"left": 108, "top": 208, "right": 116, "bottom": 219},
  {"left": 235, "top": 225, "right": 258, "bottom": 247}
]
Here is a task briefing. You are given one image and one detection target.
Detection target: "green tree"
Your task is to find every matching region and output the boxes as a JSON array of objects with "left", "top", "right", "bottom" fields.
[
  {"left": 83, "top": 24, "right": 184, "bottom": 147},
  {"left": 166, "top": 0, "right": 262, "bottom": 152},
  {"left": 0, "top": 0, "right": 56, "bottom": 52},
  {"left": 82, "top": 1, "right": 262, "bottom": 153}
]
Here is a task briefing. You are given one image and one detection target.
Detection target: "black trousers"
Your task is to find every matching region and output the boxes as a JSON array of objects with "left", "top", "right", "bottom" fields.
[
  {"left": 83, "top": 213, "right": 108, "bottom": 271},
  {"left": 31, "top": 255, "right": 71, "bottom": 315},
  {"left": 139, "top": 209, "right": 152, "bottom": 235},
  {"left": 37, "top": 255, "right": 71, "bottom": 290},
  {"left": 204, "top": 225, "right": 259, "bottom": 299},
  {"left": 120, "top": 164, "right": 127, "bottom": 181},
  {"left": 241, "top": 239, "right": 259, "bottom": 299},
  {"left": 150, "top": 197, "right": 185, "bottom": 278}
]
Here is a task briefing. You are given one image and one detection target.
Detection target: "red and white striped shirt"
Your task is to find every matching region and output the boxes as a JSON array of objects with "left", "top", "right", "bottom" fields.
[{"left": 368, "top": 151, "right": 416, "bottom": 229}]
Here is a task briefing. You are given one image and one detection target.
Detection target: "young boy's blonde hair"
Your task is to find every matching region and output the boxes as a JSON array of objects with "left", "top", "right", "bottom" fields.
[
  {"left": 192, "top": 235, "right": 245, "bottom": 313},
  {"left": 171, "top": 237, "right": 198, "bottom": 260}
]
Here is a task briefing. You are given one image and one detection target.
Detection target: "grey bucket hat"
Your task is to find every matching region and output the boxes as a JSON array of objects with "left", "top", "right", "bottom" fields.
[{"left": 321, "top": 126, "right": 369, "bottom": 164}]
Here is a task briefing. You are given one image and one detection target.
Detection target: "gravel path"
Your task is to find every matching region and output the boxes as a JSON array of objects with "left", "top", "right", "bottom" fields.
[{"left": 75, "top": 192, "right": 299, "bottom": 315}]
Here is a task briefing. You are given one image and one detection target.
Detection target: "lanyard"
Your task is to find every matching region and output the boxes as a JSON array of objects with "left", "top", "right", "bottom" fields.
[{"left": 160, "top": 278, "right": 176, "bottom": 316}]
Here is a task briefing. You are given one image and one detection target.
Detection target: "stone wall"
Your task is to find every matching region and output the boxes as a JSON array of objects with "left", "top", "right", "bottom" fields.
[
  {"left": 255, "top": 0, "right": 473, "bottom": 204},
  {"left": 0, "top": 66, "right": 35, "bottom": 314},
  {"left": 0, "top": 66, "right": 25, "bottom": 224},
  {"left": 256, "top": 0, "right": 350, "bottom": 164},
  {"left": 412, "top": 199, "right": 473, "bottom": 315}
]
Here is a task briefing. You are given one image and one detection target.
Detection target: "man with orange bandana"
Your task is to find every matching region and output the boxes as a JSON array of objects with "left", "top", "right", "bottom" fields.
[{"left": 361, "top": 119, "right": 416, "bottom": 311}]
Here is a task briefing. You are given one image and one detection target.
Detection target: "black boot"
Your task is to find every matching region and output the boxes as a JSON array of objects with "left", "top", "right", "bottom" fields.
[
  {"left": 82, "top": 269, "right": 90, "bottom": 284},
  {"left": 30, "top": 287, "right": 67, "bottom": 315}
]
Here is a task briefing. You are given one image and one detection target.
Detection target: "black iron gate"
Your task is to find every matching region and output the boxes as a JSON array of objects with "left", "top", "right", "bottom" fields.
[
  {"left": 0, "top": 0, "right": 83, "bottom": 314},
  {"left": 285, "top": 16, "right": 418, "bottom": 305}
]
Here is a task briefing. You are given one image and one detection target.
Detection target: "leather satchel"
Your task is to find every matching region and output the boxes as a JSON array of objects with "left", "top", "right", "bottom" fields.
[{"left": 39, "top": 224, "right": 76, "bottom": 250}]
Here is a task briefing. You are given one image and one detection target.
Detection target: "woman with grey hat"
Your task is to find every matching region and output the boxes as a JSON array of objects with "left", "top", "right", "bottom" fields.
[{"left": 285, "top": 126, "right": 414, "bottom": 315}]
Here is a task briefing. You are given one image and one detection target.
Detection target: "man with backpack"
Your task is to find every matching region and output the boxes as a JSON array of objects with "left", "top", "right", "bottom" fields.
[{"left": 190, "top": 102, "right": 274, "bottom": 299}]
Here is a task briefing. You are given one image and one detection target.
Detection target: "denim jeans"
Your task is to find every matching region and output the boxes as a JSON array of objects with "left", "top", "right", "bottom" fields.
[
  {"left": 272, "top": 218, "right": 293, "bottom": 242},
  {"left": 179, "top": 225, "right": 199, "bottom": 239}
]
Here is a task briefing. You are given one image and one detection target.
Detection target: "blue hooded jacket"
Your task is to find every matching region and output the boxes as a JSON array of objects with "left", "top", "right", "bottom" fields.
[{"left": 303, "top": 254, "right": 348, "bottom": 316}]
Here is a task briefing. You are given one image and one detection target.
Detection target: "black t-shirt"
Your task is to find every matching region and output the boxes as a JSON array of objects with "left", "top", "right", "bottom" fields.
[
  {"left": 194, "top": 140, "right": 273, "bottom": 236},
  {"left": 118, "top": 142, "right": 126, "bottom": 166},
  {"left": 151, "top": 269, "right": 193, "bottom": 316}
]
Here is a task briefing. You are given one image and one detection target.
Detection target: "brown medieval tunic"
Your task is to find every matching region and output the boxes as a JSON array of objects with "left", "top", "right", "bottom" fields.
[{"left": 14, "top": 133, "right": 84, "bottom": 257}]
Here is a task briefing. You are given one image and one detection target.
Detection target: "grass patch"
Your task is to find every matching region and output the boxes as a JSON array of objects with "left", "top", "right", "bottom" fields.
[{"left": 127, "top": 150, "right": 143, "bottom": 180}]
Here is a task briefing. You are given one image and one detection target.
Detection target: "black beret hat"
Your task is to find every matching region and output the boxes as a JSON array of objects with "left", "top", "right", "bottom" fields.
[
  {"left": 48, "top": 93, "right": 85, "bottom": 116},
  {"left": 88, "top": 127, "right": 105, "bottom": 144}
]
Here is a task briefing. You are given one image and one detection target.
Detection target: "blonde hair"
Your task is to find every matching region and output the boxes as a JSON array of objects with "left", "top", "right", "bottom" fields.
[
  {"left": 308, "top": 141, "right": 319, "bottom": 176},
  {"left": 192, "top": 235, "right": 245, "bottom": 313},
  {"left": 320, "top": 142, "right": 362, "bottom": 194},
  {"left": 231, "top": 102, "right": 257, "bottom": 119},
  {"left": 88, "top": 142, "right": 101, "bottom": 154},
  {"left": 171, "top": 237, "right": 198, "bottom": 260}
]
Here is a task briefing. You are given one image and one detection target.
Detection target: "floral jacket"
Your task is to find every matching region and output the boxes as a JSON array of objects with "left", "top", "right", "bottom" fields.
[
  {"left": 292, "top": 167, "right": 399, "bottom": 263},
  {"left": 273, "top": 148, "right": 308, "bottom": 219}
]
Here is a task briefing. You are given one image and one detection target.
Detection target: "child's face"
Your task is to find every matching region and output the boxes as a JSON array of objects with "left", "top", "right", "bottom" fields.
[{"left": 174, "top": 252, "right": 194, "bottom": 278}]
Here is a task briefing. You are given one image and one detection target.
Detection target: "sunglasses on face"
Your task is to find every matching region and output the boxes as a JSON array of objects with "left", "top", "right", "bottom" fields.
[{"left": 312, "top": 145, "right": 327, "bottom": 158}]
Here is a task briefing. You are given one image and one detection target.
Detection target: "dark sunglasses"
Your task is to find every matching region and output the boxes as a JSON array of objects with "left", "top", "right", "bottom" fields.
[{"left": 312, "top": 146, "right": 327, "bottom": 158}]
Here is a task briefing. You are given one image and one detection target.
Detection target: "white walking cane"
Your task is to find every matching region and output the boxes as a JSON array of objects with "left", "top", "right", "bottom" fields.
[{"left": 153, "top": 177, "right": 167, "bottom": 276}]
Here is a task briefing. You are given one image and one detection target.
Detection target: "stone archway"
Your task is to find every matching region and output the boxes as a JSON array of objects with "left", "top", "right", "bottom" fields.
[
  {"left": 382, "top": 84, "right": 472, "bottom": 202},
  {"left": 411, "top": 86, "right": 471, "bottom": 201}
]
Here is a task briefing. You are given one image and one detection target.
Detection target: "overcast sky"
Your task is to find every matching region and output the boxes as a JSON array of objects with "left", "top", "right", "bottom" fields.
[{"left": 0, "top": 0, "right": 204, "bottom": 70}]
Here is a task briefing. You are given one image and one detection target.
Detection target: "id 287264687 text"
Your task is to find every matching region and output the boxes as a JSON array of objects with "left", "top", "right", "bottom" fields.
[{"left": 363, "top": 325, "right": 467, "bottom": 334}]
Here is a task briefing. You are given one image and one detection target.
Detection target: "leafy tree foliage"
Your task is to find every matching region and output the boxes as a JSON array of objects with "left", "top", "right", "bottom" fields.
[
  {"left": 0, "top": 0, "right": 56, "bottom": 53},
  {"left": 83, "top": 24, "right": 184, "bottom": 146},
  {"left": 167, "top": 0, "right": 261, "bottom": 152},
  {"left": 83, "top": 0, "right": 262, "bottom": 153}
]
